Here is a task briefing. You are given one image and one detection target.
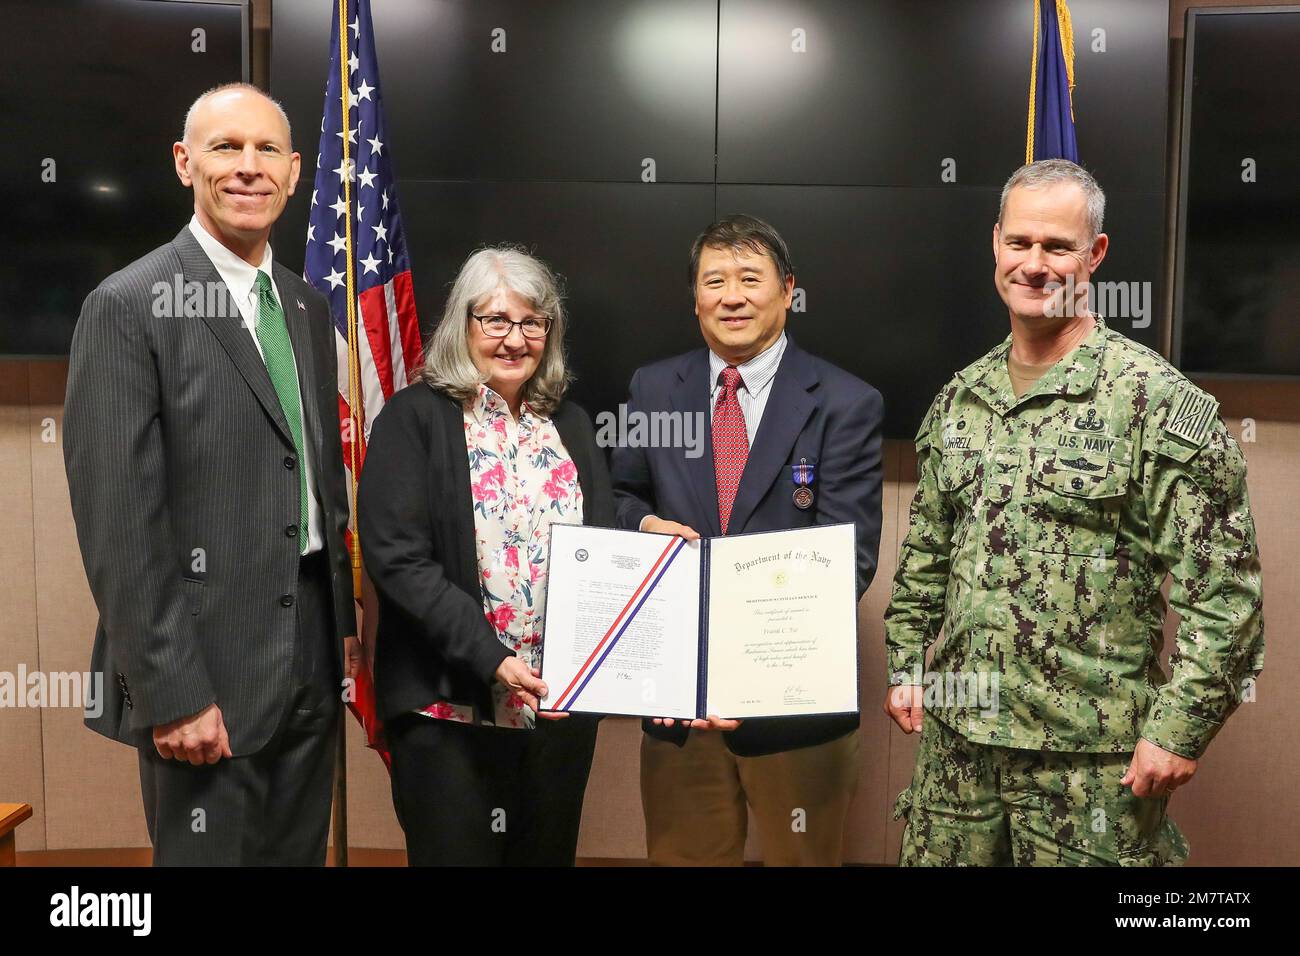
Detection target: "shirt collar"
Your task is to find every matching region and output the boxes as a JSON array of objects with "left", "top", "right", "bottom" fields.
[
  {"left": 708, "top": 331, "right": 787, "bottom": 395},
  {"left": 959, "top": 316, "right": 1108, "bottom": 415},
  {"left": 187, "top": 214, "right": 276, "bottom": 307},
  {"left": 468, "top": 382, "right": 545, "bottom": 426}
]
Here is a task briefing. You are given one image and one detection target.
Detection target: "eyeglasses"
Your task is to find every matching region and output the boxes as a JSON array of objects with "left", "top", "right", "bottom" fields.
[{"left": 472, "top": 313, "right": 552, "bottom": 340}]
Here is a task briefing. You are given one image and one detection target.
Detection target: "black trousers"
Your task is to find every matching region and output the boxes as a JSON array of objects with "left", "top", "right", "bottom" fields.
[
  {"left": 388, "top": 711, "right": 601, "bottom": 866},
  {"left": 137, "top": 550, "right": 340, "bottom": 866}
]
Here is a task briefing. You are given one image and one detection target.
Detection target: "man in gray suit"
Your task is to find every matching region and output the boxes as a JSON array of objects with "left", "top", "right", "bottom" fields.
[{"left": 64, "top": 83, "right": 358, "bottom": 865}]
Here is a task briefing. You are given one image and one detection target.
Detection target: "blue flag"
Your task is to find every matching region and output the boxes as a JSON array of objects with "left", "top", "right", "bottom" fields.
[{"left": 1027, "top": 0, "right": 1079, "bottom": 162}]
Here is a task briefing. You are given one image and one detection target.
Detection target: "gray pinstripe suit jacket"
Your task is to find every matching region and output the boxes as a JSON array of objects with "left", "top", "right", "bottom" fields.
[{"left": 64, "top": 226, "right": 357, "bottom": 756}]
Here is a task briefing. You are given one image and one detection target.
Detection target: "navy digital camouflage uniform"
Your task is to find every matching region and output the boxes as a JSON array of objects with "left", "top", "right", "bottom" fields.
[{"left": 885, "top": 317, "right": 1264, "bottom": 866}]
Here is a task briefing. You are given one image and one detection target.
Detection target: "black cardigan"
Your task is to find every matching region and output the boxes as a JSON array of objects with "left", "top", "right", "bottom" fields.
[{"left": 357, "top": 383, "right": 615, "bottom": 722}]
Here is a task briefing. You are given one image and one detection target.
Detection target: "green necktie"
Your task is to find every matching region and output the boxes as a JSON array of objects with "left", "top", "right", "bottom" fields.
[{"left": 254, "top": 271, "right": 308, "bottom": 554}]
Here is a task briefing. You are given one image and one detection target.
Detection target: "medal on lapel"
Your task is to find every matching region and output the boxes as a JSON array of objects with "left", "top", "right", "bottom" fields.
[{"left": 791, "top": 457, "right": 815, "bottom": 510}]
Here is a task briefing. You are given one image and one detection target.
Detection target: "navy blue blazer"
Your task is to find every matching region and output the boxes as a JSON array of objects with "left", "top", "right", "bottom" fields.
[{"left": 611, "top": 336, "right": 884, "bottom": 756}]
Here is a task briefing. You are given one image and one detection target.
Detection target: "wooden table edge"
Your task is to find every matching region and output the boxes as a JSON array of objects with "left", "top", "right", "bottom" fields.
[{"left": 0, "top": 803, "right": 34, "bottom": 836}]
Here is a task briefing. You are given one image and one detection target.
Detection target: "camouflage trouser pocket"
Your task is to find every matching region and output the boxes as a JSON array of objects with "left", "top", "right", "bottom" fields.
[
  {"left": 892, "top": 787, "right": 913, "bottom": 822},
  {"left": 893, "top": 786, "right": 916, "bottom": 866},
  {"left": 1117, "top": 803, "right": 1190, "bottom": 867}
]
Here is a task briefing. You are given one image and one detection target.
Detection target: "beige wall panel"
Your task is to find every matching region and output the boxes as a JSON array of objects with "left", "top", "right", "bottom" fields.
[
  {"left": 341, "top": 712, "right": 404, "bottom": 849},
  {"left": 841, "top": 440, "right": 903, "bottom": 864},
  {"left": 30, "top": 362, "right": 148, "bottom": 849},
  {"left": 0, "top": 363, "right": 45, "bottom": 851}
]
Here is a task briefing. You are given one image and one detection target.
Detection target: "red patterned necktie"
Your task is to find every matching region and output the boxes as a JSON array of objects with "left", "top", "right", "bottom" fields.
[{"left": 713, "top": 365, "right": 749, "bottom": 534}]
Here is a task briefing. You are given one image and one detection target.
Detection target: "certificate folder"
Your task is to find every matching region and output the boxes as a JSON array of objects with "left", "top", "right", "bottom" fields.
[{"left": 539, "top": 523, "right": 859, "bottom": 720}]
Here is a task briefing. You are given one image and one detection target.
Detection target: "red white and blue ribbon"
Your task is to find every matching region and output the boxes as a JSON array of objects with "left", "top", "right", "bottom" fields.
[{"left": 551, "top": 536, "right": 689, "bottom": 712}]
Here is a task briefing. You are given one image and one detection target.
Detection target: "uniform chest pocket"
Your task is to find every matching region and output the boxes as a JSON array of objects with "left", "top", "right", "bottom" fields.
[
  {"left": 1025, "top": 448, "right": 1131, "bottom": 557},
  {"left": 939, "top": 449, "right": 983, "bottom": 541},
  {"left": 983, "top": 448, "right": 1020, "bottom": 504},
  {"left": 939, "top": 449, "right": 981, "bottom": 496}
]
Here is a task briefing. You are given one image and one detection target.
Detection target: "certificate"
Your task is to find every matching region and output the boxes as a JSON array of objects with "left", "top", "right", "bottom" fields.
[{"left": 539, "top": 523, "right": 859, "bottom": 719}]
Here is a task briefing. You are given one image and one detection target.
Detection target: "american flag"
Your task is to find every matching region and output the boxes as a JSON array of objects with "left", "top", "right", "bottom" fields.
[{"left": 304, "top": 0, "right": 421, "bottom": 765}]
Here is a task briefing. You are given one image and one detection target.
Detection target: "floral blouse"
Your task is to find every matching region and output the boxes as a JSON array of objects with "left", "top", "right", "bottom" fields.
[{"left": 416, "top": 384, "right": 584, "bottom": 729}]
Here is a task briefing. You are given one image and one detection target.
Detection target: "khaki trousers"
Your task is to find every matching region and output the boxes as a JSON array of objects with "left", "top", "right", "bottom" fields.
[{"left": 640, "top": 728, "right": 860, "bottom": 866}]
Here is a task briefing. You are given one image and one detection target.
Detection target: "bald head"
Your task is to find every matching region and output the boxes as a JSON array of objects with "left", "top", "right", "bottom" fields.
[{"left": 183, "top": 82, "right": 292, "bottom": 148}]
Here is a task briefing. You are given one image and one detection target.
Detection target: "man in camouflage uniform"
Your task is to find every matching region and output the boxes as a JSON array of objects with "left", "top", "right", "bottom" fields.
[{"left": 883, "top": 159, "right": 1264, "bottom": 866}]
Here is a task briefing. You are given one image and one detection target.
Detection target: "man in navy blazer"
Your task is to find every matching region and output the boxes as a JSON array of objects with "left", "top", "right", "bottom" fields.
[{"left": 611, "top": 214, "right": 883, "bottom": 866}]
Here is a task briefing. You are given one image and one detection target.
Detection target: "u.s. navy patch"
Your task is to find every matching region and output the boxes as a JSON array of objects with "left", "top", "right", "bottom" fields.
[{"left": 1163, "top": 382, "right": 1218, "bottom": 447}]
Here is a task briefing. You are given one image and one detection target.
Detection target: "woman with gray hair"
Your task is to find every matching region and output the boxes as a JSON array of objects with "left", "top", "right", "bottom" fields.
[{"left": 358, "top": 245, "right": 612, "bottom": 866}]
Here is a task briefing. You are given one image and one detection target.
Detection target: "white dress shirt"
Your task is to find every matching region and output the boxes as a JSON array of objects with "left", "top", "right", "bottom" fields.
[
  {"left": 640, "top": 332, "right": 788, "bottom": 531},
  {"left": 187, "top": 215, "right": 325, "bottom": 554},
  {"left": 707, "top": 331, "right": 788, "bottom": 447}
]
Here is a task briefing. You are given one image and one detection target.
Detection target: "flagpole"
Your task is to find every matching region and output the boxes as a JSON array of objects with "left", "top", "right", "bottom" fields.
[{"left": 331, "top": 0, "right": 359, "bottom": 870}]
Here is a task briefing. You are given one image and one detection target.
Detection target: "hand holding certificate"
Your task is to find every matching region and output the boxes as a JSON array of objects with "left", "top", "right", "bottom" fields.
[{"left": 539, "top": 523, "right": 859, "bottom": 720}]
